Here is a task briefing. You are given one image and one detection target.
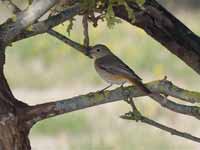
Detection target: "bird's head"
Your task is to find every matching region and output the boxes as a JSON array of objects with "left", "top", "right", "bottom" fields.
[{"left": 89, "top": 44, "right": 112, "bottom": 59}]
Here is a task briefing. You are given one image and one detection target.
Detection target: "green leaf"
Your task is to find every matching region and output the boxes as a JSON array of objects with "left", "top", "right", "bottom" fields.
[{"left": 105, "top": 4, "right": 122, "bottom": 28}]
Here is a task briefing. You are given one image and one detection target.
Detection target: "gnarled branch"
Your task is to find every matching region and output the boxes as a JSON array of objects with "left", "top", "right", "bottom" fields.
[{"left": 23, "top": 80, "right": 200, "bottom": 125}]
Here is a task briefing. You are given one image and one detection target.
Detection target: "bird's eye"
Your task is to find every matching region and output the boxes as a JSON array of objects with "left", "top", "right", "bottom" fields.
[{"left": 97, "top": 49, "right": 100, "bottom": 52}]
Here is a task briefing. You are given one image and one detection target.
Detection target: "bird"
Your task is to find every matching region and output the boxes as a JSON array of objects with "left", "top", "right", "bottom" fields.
[{"left": 88, "top": 44, "right": 151, "bottom": 94}]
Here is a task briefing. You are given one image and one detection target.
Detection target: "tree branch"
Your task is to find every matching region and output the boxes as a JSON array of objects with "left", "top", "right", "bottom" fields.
[
  {"left": 113, "top": 0, "right": 200, "bottom": 75},
  {"left": 121, "top": 102, "right": 200, "bottom": 143},
  {"left": 12, "top": 3, "right": 81, "bottom": 43},
  {"left": 147, "top": 80, "right": 200, "bottom": 103},
  {"left": 0, "top": 0, "right": 58, "bottom": 44},
  {"left": 47, "top": 29, "right": 89, "bottom": 56},
  {"left": 22, "top": 80, "right": 200, "bottom": 125}
]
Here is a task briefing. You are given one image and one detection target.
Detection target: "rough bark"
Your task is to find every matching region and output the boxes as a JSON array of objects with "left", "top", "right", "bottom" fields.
[
  {"left": 113, "top": 0, "right": 200, "bottom": 75},
  {"left": 0, "top": 45, "right": 30, "bottom": 150},
  {"left": 0, "top": 114, "right": 30, "bottom": 150}
]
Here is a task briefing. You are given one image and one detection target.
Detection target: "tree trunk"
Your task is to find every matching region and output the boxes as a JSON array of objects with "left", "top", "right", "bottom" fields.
[
  {"left": 0, "top": 118, "right": 30, "bottom": 150},
  {"left": 0, "top": 44, "right": 31, "bottom": 150}
]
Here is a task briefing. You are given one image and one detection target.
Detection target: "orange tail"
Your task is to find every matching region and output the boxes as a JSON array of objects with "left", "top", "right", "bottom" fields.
[{"left": 128, "top": 77, "right": 151, "bottom": 94}]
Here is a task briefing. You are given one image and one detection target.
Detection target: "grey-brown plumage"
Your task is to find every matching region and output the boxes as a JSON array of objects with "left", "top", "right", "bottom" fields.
[{"left": 89, "top": 44, "right": 151, "bottom": 94}]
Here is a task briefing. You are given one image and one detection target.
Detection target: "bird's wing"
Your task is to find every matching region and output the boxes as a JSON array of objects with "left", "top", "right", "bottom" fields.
[{"left": 96, "top": 55, "right": 142, "bottom": 81}]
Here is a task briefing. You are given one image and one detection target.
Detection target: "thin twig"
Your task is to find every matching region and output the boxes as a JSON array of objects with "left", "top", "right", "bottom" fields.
[
  {"left": 122, "top": 98, "right": 200, "bottom": 143},
  {"left": 82, "top": 14, "right": 90, "bottom": 47},
  {"left": 47, "top": 29, "right": 90, "bottom": 56},
  {"left": 121, "top": 111, "right": 200, "bottom": 143}
]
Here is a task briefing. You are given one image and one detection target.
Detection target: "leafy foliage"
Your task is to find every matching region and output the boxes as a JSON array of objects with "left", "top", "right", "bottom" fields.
[
  {"left": 105, "top": 0, "right": 135, "bottom": 28},
  {"left": 64, "top": 0, "right": 146, "bottom": 35},
  {"left": 105, "top": 3, "right": 122, "bottom": 28}
]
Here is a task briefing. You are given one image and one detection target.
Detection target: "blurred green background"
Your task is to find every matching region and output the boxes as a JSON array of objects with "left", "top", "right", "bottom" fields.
[{"left": 1, "top": 0, "right": 200, "bottom": 149}]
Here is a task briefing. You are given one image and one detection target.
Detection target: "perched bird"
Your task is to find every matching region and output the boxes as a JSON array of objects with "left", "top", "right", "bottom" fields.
[{"left": 89, "top": 44, "right": 151, "bottom": 94}]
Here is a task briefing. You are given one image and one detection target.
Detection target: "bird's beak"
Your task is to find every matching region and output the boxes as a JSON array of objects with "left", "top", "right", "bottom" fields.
[{"left": 85, "top": 46, "right": 93, "bottom": 58}]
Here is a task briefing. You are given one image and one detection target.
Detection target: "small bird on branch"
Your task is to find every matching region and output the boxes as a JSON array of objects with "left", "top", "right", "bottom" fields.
[{"left": 88, "top": 44, "right": 151, "bottom": 94}]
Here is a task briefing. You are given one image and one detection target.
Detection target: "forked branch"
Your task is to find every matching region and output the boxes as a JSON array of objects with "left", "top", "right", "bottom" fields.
[
  {"left": 1, "top": 0, "right": 58, "bottom": 44},
  {"left": 23, "top": 80, "right": 200, "bottom": 124},
  {"left": 12, "top": 4, "right": 82, "bottom": 43},
  {"left": 121, "top": 99, "right": 200, "bottom": 143},
  {"left": 20, "top": 80, "right": 200, "bottom": 144}
]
